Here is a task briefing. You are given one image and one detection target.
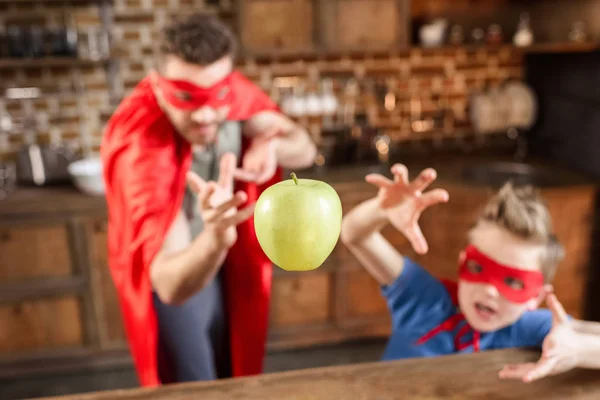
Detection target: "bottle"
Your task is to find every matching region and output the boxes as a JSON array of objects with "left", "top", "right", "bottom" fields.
[{"left": 513, "top": 13, "right": 534, "bottom": 47}]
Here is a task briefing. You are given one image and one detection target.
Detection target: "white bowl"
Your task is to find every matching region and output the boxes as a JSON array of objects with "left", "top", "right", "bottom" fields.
[{"left": 67, "top": 157, "right": 105, "bottom": 196}]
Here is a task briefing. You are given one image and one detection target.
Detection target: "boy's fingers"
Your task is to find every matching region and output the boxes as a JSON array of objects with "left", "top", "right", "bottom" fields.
[
  {"left": 391, "top": 164, "right": 409, "bottom": 185},
  {"left": 547, "top": 294, "right": 569, "bottom": 326},
  {"left": 420, "top": 189, "right": 449, "bottom": 209},
  {"left": 409, "top": 168, "right": 437, "bottom": 193},
  {"left": 498, "top": 363, "right": 536, "bottom": 380},
  {"left": 524, "top": 357, "right": 558, "bottom": 382},
  {"left": 406, "top": 223, "right": 428, "bottom": 255},
  {"left": 365, "top": 174, "right": 393, "bottom": 188}
]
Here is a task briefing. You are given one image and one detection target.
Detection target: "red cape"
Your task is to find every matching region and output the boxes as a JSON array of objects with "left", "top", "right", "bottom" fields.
[{"left": 101, "top": 72, "right": 280, "bottom": 387}]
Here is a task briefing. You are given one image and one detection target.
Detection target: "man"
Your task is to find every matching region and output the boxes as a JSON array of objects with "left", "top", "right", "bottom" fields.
[{"left": 101, "top": 13, "right": 316, "bottom": 387}]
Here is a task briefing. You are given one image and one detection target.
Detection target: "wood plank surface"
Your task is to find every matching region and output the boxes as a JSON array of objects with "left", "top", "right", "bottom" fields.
[{"left": 40, "top": 349, "right": 600, "bottom": 399}]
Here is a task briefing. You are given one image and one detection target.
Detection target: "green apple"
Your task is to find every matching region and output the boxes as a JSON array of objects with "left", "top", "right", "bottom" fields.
[{"left": 254, "top": 172, "right": 342, "bottom": 272}]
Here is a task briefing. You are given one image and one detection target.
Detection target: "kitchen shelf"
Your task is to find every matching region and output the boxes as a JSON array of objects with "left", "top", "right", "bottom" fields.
[
  {"left": 238, "top": 41, "right": 600, "bottom": 62},
  {"left": 518, "top": 41, "right": 600, "bottom": 54},
  {"left": 0, "top": 57, "right": 111, "bottom": 69},
  {"left": 0, "top": 0, "right": 107, "bottom": 3}
]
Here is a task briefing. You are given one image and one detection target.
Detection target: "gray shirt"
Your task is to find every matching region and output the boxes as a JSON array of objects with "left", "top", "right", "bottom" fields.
[{"left": 181, "top": 121, "right": 242, "bottom": 239}]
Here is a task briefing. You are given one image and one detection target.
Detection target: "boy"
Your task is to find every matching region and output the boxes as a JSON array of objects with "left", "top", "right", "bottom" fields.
[{"left": 341, "top": 163, "right": 600, "bottom": 382}]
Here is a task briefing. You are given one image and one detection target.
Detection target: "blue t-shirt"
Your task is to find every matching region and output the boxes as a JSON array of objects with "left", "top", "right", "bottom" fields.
[{"left": 380, "top": 257, "right": 553, "bottom": 361}]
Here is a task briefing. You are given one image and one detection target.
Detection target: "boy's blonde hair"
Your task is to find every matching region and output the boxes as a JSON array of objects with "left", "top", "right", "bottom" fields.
[{"left": 468, "top": 182, "right": 564, "bottom": 282}]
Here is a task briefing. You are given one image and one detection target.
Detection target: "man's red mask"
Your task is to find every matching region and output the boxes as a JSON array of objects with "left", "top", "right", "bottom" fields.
[
  {"left": 155, "top": 73, "right": 234, "bottom": 110},
  {"left": 459, "top": 245, "right": 544, "bottom": 303}
]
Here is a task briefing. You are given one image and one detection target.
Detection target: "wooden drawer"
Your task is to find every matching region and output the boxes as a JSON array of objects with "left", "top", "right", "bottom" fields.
[
  {"left": 0, "top": 296, "right": 84, "bottom": 354},
  {"left": 269, "top": 271, "right": 332, "bottom": 328},
  {"left": 0, "top": 224, "right": 73, "bottom": 282},
  {"left": 240, "top": 0, "right": 314, "bottom": 52},
  {"left": 318, "top": 0, "right": 409, "bottom": 50}
]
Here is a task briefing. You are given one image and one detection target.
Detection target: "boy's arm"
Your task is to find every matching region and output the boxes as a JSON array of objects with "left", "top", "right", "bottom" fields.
[
  {"left": 574, "top": 330, "right": 600, "bottom": 369},
  {"left": 340, "top": 165, "right": 449, "bottom": 286},
  {"left": 340, "top": 198, "right": 405, "bottom": 286}
]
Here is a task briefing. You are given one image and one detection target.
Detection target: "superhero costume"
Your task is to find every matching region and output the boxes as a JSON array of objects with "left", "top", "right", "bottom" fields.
[
  {"left": 101, "top": 71, "right": 280, "bottom": 387},
  {"left": 379, "top": 253, "right": 556, "bottom": 361}
]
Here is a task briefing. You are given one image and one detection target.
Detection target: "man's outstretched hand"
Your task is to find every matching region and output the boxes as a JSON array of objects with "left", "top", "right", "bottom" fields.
[
  {"left": 498, "top": 293, "right": 579, "bottom": 383},
  {"left": 187, "top": 152, "right": 255, "bottom": 250},
  {"left": 365, "top": 164, "right": 449, "bottom": 255}
]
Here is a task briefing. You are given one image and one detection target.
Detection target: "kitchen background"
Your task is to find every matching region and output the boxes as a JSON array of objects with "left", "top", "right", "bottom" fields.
[{"left": 1, "top": 0, "right": 600, "bottom": 399}]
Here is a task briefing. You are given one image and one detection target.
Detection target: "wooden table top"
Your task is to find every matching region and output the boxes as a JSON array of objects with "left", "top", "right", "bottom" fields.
[{"left": 41, "top": 349, "right": 600, "bottom": 400}]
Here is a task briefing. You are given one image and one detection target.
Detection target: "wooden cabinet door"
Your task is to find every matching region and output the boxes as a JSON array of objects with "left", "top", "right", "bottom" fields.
[
  {"left": 0, "top": 296, "right": 84, "bottom": 354},
  {"left": 240, "top": 0, "right": 314, "bottom": 52},
  {"left": 0, "top": 224, "right": 73, "bottom": 282},
  {"left": 319, "top": 0, "right": 409, "bottom": 50}
]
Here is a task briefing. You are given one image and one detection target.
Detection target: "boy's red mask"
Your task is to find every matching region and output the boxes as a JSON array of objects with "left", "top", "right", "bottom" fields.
[
  {"left": 155, "top": 73, "right": 234, "bottom": 110},
  {"left": 459, "top": 245, "right": 544, "bottom": 303}
]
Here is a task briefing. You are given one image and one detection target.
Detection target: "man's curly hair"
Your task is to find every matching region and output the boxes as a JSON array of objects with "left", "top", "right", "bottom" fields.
[{"left": 157, "top": 13, "right": 237, "bottom": 66}]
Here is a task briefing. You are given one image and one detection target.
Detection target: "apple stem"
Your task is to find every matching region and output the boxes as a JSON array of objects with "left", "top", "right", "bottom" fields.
[{"left": 290, "top": 172, "right": 298, "bottom": 185}]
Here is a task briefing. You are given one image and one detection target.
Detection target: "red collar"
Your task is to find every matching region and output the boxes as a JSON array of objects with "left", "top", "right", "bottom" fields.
[{"left": 415, "top": 280, "right": 480, "bottom": 352}]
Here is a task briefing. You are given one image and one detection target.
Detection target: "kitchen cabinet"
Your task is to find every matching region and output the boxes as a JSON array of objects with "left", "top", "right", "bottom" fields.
[
  {"left": 318, "top": 0, "right": 410, "bottom": 50},
  {"left": 239, "top": 0, "right": 315, "bottom": 52},
  {"left": 238, "top": 0, "right": 410, "bottom": 54}
]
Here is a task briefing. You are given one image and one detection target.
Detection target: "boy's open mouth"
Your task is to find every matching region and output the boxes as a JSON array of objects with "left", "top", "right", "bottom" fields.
[{"left": 474, "top": 302, "right": 497, "bottom": 320}]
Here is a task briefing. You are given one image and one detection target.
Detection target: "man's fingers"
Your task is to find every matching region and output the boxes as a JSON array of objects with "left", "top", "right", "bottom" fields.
[
  {"left": 186, "top": 171, "right": 206, "bottom": 194},
  {"left": 409, "top": 168, "right": 437, "bottom": 193},
  {"left": 255, "top": 164, "right": 277, "bottom": 185},
  {"left": 199, "top": 182, "right": 216, "bottom": 210},
  {"left": 391, "top": 164, "right": 409, "bottom": 184},
  {"left": 365, "top": 173, "right": 393, "bottom": 188},
  {"left": 234, "top": 168, "right": 258, "bottom": 182},
  {"left": 222, "top": 202, "right": 256, "bottom": 227},
  {"left": 205, "top": 191, "right": 248, "bottom": 222},
  {"left": 419, "top": 189, "right": 449, "bottom": 210},
  {"left": 259, "top": 126, "right": 284, "bottom": 140},
  {"left": 547, "top": 293, "right": 569, "bottom": 326},
  {"left": 218, "top": 152, "right": 237, "bottom": 190}
]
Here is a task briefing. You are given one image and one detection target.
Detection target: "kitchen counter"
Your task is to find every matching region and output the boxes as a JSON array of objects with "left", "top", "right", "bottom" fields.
[
  {"left": 40, "top": 349, "right": 600, "bottom": 400},
  {"left": 0, "top": 185, "right": 106, "bottom": 220},
  {"left": 1, "top": 153, "right": 596, "bottom": 220}
]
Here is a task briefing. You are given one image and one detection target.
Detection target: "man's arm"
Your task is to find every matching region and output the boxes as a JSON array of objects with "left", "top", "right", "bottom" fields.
[
  {"left": 150, "top": 154, "right": 254, "bottom": 306},
  {"left": 150, "top": 210, "right": 226, "bottom": 305},
  {"left": 243, "top": 110, "right": 317, "bottom": 169}
]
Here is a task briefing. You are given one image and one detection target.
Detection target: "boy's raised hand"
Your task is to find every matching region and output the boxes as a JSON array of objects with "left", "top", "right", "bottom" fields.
[
  {"left": 365, "top": 164, "right": 449, "bottom": 255},
  {"left": 498, "top": 293, "right": 579, "bottom": 383}
]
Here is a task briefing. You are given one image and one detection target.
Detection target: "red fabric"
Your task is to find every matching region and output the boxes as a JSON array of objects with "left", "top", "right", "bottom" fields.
[
  {"left": 154, "top": 73, "right": 233, "bottom": 111},
  {"left": 101, "top": 72, "right": 280, "bottom": 387},
  {"left": 415, "top": 280, "right": 480, "bottom": 352},
  {"left": 459, "top": 244, "right": 544, "bottom": 303}
]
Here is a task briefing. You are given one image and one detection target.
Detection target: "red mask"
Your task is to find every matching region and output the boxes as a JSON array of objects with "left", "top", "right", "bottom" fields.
[
  {"left": 155, "top": 73, "right": 234, "bottom": 110},
  {"left": 459, "top": 245, "right": 544, "bottom": 303}
]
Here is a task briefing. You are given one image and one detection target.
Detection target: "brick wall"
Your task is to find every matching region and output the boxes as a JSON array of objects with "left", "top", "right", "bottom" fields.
[{"left": 0, "top": 0, "right": 524, "bottom": 161}]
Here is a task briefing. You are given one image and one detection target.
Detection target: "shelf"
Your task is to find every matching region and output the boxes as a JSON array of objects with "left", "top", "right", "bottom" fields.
[
  {"left": 113, "top": 5, "right": 234, "bottom": 21},
  {"left": 0, "top": 0, "right": 106, "bottom": 3},
  {"left": 0, "top": 57, "right": 111, "bottom": 69},
  {"left": 518, "top": 41, "right": 600, "bottom": 54},
  {"left": 238, "top": 41, "right": 600, "bottom": 62}
]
